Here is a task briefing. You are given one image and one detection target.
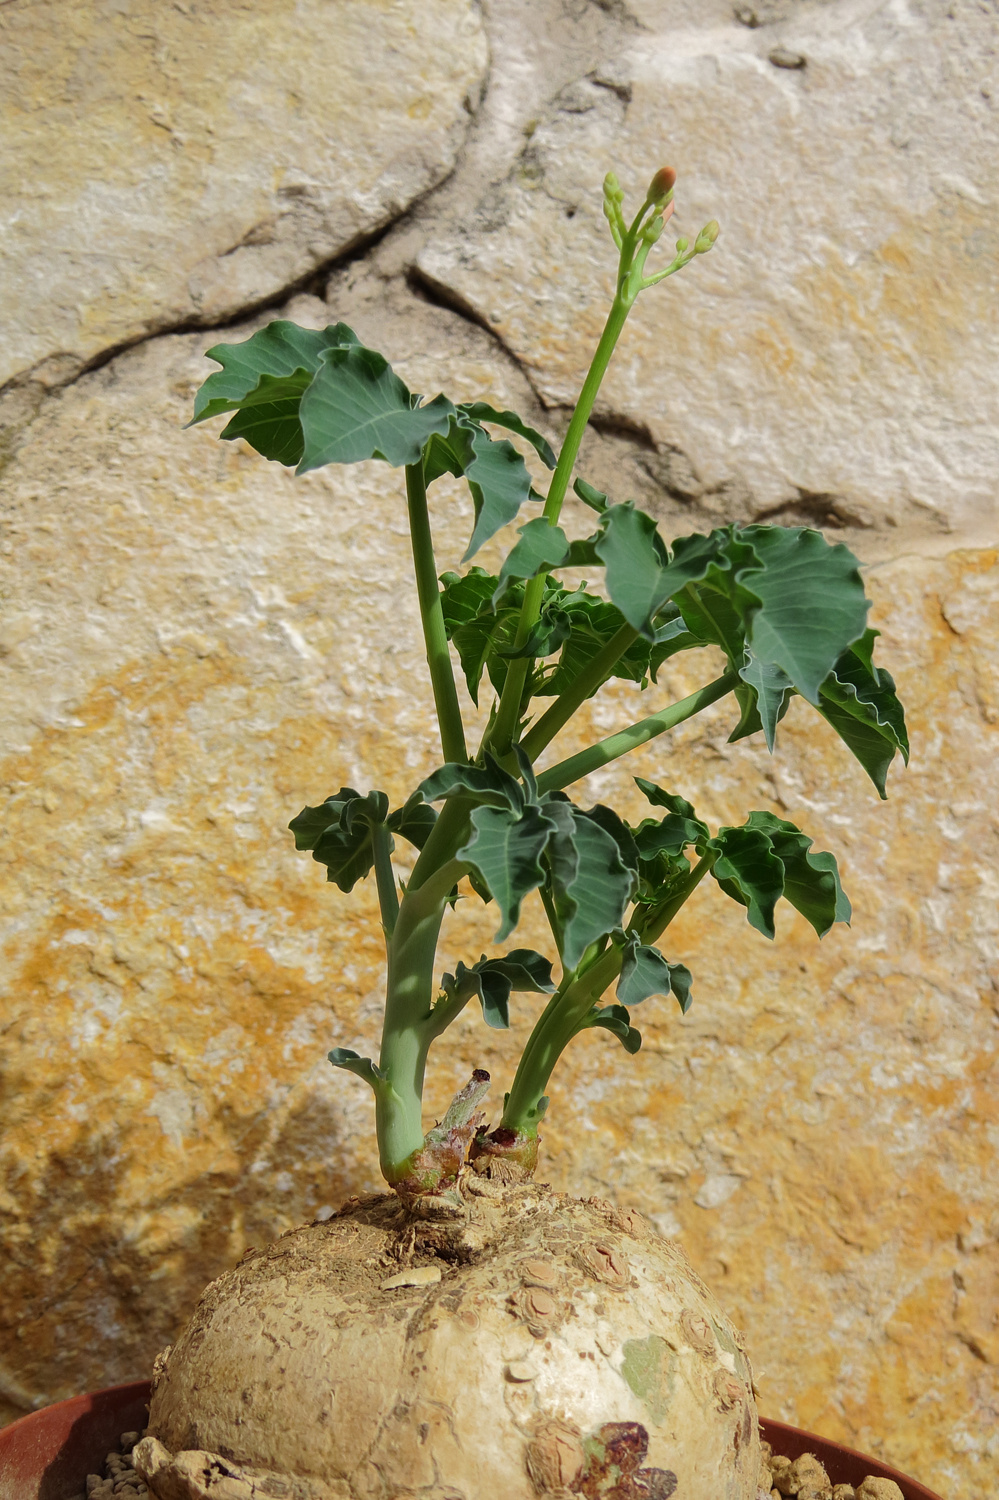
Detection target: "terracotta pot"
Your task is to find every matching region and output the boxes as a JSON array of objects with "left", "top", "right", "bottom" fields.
[{"left": 0, "top": 1381, "right": 945, "bottom": 1500}]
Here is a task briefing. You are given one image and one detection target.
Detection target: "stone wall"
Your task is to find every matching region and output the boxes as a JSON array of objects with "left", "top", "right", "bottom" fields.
[{"left": 1, "top": 2, "right": 997, "bottom": 1496}]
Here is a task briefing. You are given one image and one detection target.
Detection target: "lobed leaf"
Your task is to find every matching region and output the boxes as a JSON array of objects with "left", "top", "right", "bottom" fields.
[
  {"left": 439, "top": 949, "right": 555, "bottom": 1030},
  {"left": 289, "top": 787, "right": 390, "bottom": 892},
  {"left": 458, "top": 402, "right": 558, "bottom": 469},
  {"left": 816, "top": 630, "right": 910, "bottom": 798},
  {"left": 190, "top": 321, "right": 360, "bottom": 425},
  {"left": 458, "top": 803, "right": 558, "bottom": 940},
  {"left": 543, "top": 800, "right": 635, "bottom": 968},
  {"left": 298, "top": 346, "right": 454, "bottom": 473},
  {"left": 418, "top": 755, "right": 528, "bottom": 814},
  {"left": 708, "top": 814, "right": 850, "bottom": 939},
  {"left": 617, "top": 933, "right": 693, "bottom": 1014}
]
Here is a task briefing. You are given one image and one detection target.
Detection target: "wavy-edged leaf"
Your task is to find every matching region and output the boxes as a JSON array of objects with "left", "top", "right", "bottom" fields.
[
  {"left": 544, "top": 800, "right": 635, "bottom": 968},
  {"left": 388, "top": 793, "right": 437, "bottom": 851},
  {"left": 594, "top": 503, "right": 671, "bottom": 637},
  {"left": 298, "top": 346, "right": 454, "bottom": 473},
  {"left": 739, "top": 526, "right": 869, "bottom": 705},
  {"left": 440, "top": 949, "right": 555, "bottom": 1030},
  {"left": 584, "top": 1002, "right": 642, "bottom": 1054},
  {"left": 744, "top": 811, "right": 851, "bottom": 936},
  {"left": 735, "top": 653, "right": 795, "bottom": 751},
  {"left": 289, "top": 787, "right": 389, "bottom": 891},
  {"left": 464, "top": 423, "right": 539, "bottom": 560},
  {"left": 634, "top": 779, "right": 705, "bottom": 827},
  {"left": 617, "top": 934, "right": 693, "bottom": 1014},
  {"left": 419, "top": 756, "right": 528, "bottom": 813},
  {"left": 708, "top": 824, "right": 786, "bottom": 939},
  {"left": 816, "top": 630, "right": 909, "bottom": 797},
  {"left": 459, "top": 803, "right": 558, "bottom": 940},
  {"left": 494, "top": 518, "right": 570, "bottom": 601},
  {"left": 190, "top": 320, "right": 360, "bottom": 426},
  {"left": 459, "top": 403, "right": 557, "bottom": 469}
]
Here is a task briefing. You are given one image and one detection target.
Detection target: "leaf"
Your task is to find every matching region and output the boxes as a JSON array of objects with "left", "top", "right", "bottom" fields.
[
  {"left": 593, "top": 503, "right": 671, "bottom": 638},
  {"left": 459, "top": 402, "right": 558, "bottom": 469},
  {"left": 494, "top": 518, "right": 570, "bottom": 601},
  {"left": 440, "top": 949, "right": 555, "bottom": 1029},
  {"left": 298, "top": 345, "right": 455, "bottom": 473},
  {"left": 190, "top": 320, "right": 360, "bottom": 428},
  {"left": 439, "top": 568, "right": 505, "bottom": 703},
  {"left": 584, "top": 1003, "right": 642, "bottom": 1054},
  {"left": 458, "top": 803, "right": 558, "bottom": 940},
  {"left": 573, "top": 476, "right": 609, "bottom": 513},
  {"left": 708, "top": 824, "right": 786, "bottom": 939},
  {"left": 744, "top": 811, "right": 851, "bottom": 936},
  {"left": 423, "top": 415, "right": 476, "bottom": 485},
  {"left": 464, "top": 422, "right": 539, "bottom": 560},
  {"left": 544, "top": 800, "right": 635, "bottom": 968},
  {"left": 816, "top": 630, "right": 910, "bottom": 797},
  {"left": 736, "top": 652, "right": 795, "bottom": 751},
  {"left": 634, "top": 779, "right": 703, "bottom": 825},
  {"left": 289, "top": 787, "right": 389, "bottom": 892},
  {"left": 418, "top": 755, "right": 528, "bottom": 813},
  {"left": 388, "top": 793, "right": 437, "bottom": 850},
  {"left": 328, "top": 1048, "right": 387, "bottom": 1091},
  {"left": 617, "top": 933, "right": 693, "bottom": 1013},
  {"left": 738, "top": 527, "right": 870, "bottom": 706}
]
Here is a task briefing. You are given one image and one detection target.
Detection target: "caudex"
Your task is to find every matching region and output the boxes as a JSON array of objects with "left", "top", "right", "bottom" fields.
[{"left": 188, "top": 166, "right": 908, "bottom": 1208}]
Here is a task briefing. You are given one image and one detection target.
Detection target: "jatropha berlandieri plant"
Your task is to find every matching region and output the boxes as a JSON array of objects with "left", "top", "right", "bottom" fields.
[{"left": 188, "top": 166, "right": 908, "bottom": 1208}]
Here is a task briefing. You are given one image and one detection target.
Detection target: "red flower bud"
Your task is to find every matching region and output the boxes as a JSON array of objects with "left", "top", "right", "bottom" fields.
[{"left": 647, "top": 166, "right": 677, "bottom": 202}]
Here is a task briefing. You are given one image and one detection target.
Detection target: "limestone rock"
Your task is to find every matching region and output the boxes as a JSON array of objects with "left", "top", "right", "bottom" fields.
[
  {"left": 417, "top": 0, "right": 999, "bottom": 545},
  {"left": 0, "top": 0, "right": 486, "bottom": 388}
]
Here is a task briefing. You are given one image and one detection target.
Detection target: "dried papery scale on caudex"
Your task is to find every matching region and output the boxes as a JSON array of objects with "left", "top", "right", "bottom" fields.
[{"left": 133, "top": 166, "right": 908, "bottom": 1500}]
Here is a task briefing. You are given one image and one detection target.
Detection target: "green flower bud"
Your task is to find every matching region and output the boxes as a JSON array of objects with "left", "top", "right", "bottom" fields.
[
  {"left": 603, "top": 171, "right": 624, "bottom": 204},
  {"left": 675, "top": 237, "right": 689, "bottom": 253},
  {"left": 694, "top": 219, "right": 720, "bottom": 254},
  {"left": 642, "top": 213, "right": 666, "bottom": 245},
  {"left": 647, "top": 165, "right": 677, "bottom": 205}
]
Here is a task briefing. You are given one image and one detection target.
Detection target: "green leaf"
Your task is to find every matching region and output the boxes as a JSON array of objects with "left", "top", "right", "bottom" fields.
[
  {"left": 423, "top": 415, "right": 476, "bottom": 485},
  {"left": 594, "top": 503, "right": 671, "bottom": 638},
  {"left": 464, "top": 422, "right": 539, "bottom": 559},
  {"left": 816, "top": 630, "right": 910, "bottom": 797},
  {"left": 328, "top": 1047, "right": 387, "bottom": 1091},
  {"left": 543, "top": 800, "right": 635, "bottom": 968},
  {"left": 573, "top": 476, "right": 609, "bottom": 513},
  {"left": 744, "top": 811, "right": 851, "bottom": 936},
  {"left": 440, "top": 949, "right": 555, "bottom": 1029},
  {"left": 494, "top": 518, "right": 570, "bottom": 601},
  {"left": 439, "top": 567, "right": 506, "bottom": 703},
  {"left": 738, "top": 526, "right": 869, "bottom": 705},
  {"left": 583, "top": 1003, "right": 642, "bottom": 1054},
  {"left": 617, "top": 933, "right": 693, "bottom": 1013},
  {"left": 736, "top": 652, "right": 795, "bottom": 751},
  {"left": 388, "top": 793, "right": 437, "bottom": 851},
  {"left": 708, "top": 824, "right": 786, "bottom": 939},
  {"left": 418, "top": 755, "right": 528, "bottom": 813},
  {"left": 459, "top": 803, "right": 558, "bottom": 940},
  {"left": 289, "top": 787, "right": 389, "bottom": 892},
  {"left": 190, "top": 321, "right": 360, "bottom": 426},
  {"left": 458, "top": 402, "right": 557, "bottom": 469},
  {"left": 298, "top": 345, "right": 455, "bottom": 473},
  {"left": 634, "top": 779, "right": 702, "bottom": 824}
]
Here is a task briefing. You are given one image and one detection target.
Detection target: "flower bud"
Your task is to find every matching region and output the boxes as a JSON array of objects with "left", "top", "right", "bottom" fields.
[
  {"left": 647, "top": 166, "right": 677, "bottom": 205},
  {"left": 675, "top": 236, "right": 689, "bottom": 253},
  {"left": 642, "top": 213, "right": 666, "bottom": 245},
  {"left": 694, "top": 219, "right": 720, "bottom": 254},
  {"left": 603, "top": 170, "right": 624, "bottom": 204}
]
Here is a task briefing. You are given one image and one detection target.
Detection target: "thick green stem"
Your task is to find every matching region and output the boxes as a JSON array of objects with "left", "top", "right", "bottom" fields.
[
  {"left": 406, "top": 461, "right": 467, "bottom": 765},
  {"left": 487, "top": 295, "right": 633, "bottom": 756},
  {"left": 521, "top": 622, "right": 639, "bottom": 761},
  {"left": 536, "top": 669, "right": 739, "bottom": 795},
  {"left": 375, "top": 856, "right": 467, "bottom": 1180},
  {"left": 501, "top": 853, "right": 714, "bottom": 1133}
]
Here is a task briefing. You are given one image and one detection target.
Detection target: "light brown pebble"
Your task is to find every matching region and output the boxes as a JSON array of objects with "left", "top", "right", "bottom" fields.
[
  {"left": 770, "top": 1454, "right": 798, "bottom": 1495},
  {"left": 832, "top": 1486, "right": 856, "bottom": 1500},
  {"left": 857, "top": 1481, "right": 904, "bottom": 1500}
]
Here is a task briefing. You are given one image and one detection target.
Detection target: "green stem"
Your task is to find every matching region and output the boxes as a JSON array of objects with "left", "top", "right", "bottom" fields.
[
  {"left": 536, "top": 670, "right": 739, "bottom": 795},
  {"left": 371, "top": 822, "right": 399, "bottom": 937},
  {"left": 520, "top": 622, "right": 639, "bottom": 762},
  {"left": 376, "top": 855, "right": 467, "bottom": 1180},
  {"left": 406, "top": 461, "right": 467, "bottom": 765},
  {"left": 637, "top": 851, "right": 716, "bottom": 945},
  {"left": 487, "top": 294, "right": 633, "bottom": 756}
]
